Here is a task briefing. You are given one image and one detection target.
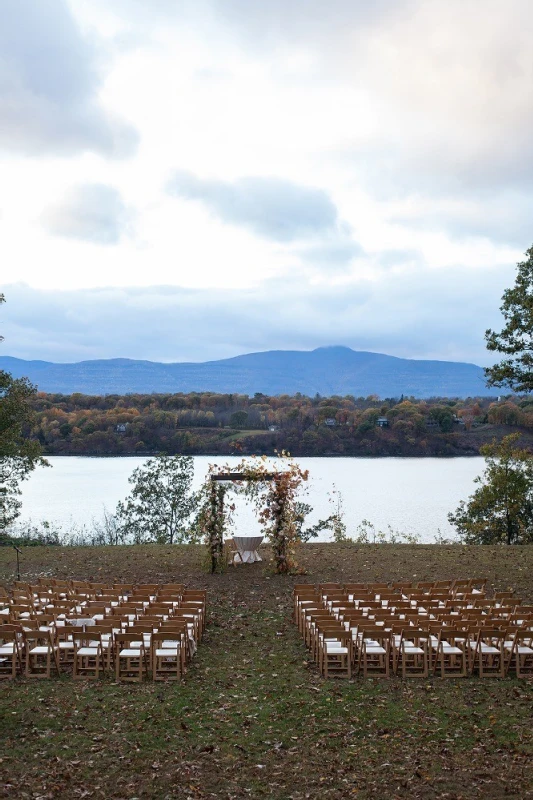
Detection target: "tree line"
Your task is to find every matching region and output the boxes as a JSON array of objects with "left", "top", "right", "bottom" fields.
[{"left": 23, "top": 390, "right": 533, "bottom": 458}]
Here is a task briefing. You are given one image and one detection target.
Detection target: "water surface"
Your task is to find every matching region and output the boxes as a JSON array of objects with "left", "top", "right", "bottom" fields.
[{"left": 16, "top": 455, "right": 485, "bottom": 543}]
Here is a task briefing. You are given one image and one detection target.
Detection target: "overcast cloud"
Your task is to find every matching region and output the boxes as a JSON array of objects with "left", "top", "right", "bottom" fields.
[
  {"left": 168, "top": 172, "right": 340, "bottom": 242},
  {"left": 41, "top": 183, "right": 129, "bottom": 244},
  {"left": 0, "top": 0, "right": 532, "bottom": 369},
  {"left": 0, "top": 0, "right": 138, "bottom": 157}
]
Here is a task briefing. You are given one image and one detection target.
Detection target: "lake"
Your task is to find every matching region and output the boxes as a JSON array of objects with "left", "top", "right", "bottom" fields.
[{"left": 15, "top": 455, "right": 486, "bottom": 543}]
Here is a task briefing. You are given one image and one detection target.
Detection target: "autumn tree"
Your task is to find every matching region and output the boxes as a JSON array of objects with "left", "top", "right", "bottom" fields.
[
  {"left": 448, "top": 434, "right": 533, "bottom": 544},
  {"left": 115, "top": 454, "right": 199, "bottom": 544},
  {"left": 485, "top": 244, "right": 533, "bottom": 392},
  {"left": 1, "top": 295, "right": 48, "bottom": 534}
]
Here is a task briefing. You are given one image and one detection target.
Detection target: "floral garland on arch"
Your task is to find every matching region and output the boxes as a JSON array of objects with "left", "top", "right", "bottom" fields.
[
  {"left": 194, "top": 464, "right": 236, "bottom": 573},
  {"left": 196, "top": 453, "right": 310, "bottom": 574}
]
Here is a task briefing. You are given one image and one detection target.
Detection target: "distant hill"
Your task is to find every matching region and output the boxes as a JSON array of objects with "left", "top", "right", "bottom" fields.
[{"left": 0, "top": 347, "right": 495, "bottom": 398}]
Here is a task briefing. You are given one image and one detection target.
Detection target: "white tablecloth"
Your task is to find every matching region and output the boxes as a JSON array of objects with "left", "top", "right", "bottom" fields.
[{"left": 233, "top": 536, "right": 263, "bottom": 563}]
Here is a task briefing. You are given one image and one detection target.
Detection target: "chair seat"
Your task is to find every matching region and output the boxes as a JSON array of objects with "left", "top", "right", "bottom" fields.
[
  {"left": 326, "top": 645, "right": 348, "bottom": 654},
  {"left": 29, "top": 646, "right": 51, "bottom": 654},
  {"left": 478, "top": 644, "right": 500, "bottom": 654},
  {"left": 77, "top": 647, "right": 100, "bottom": 656},
  {"left": 403, "top": 645, "right": 424, "bottom": 654},
  {"left": 366, "top": 646, "right": 386, "bottom": 654},
  {"left": 155, "top": 648, "right": 179, "bottom": 657},
  {"left": 442, "top": 645, "right": 464, "bottom": 655},
  {"left": 161, "top": 640, "right": 181, "bottom": 648},
  {"left": 119, "top": 648, "right": 142, "bottom": 658},
  {"left": 0, "top": 644, "right": 16, "bottom": 653},
  {"left": 58, "top": 641, "right": 74, "bottom": 649},
  {"left": 504, "top": 644, "right": 533, "bottom": 654}
]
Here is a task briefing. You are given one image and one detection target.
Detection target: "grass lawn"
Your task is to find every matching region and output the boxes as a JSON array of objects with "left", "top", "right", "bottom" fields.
[{"left": 1, "top": 543, "right": 532, "bottom": 799}]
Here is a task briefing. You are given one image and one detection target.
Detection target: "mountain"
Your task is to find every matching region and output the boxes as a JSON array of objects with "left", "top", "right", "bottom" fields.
[{"left": 0, "top": 347, "right": 495, "bottom": 398}]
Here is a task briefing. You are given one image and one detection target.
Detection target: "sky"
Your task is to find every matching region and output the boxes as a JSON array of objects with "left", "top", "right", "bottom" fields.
[{"left": 1, "top": 0, "right": 532, "bottom": 366}]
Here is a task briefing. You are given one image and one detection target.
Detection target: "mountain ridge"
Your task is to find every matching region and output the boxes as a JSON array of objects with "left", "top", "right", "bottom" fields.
[{"left": 0, "top": 347, "right": 495, "bottom": 398}]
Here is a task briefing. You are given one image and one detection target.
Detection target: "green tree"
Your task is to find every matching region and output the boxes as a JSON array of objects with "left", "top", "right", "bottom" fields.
[
  {"left": 429, "top": 405, "right": 454, "bottom": 432},
  {"left": 229, "top": 410, "right": 248, "bottom": 429},
  {"left": 115, "top": 454, "right": 198, "bottom": 544},
  {"left": 485, "top": 245, "right": 533, "bottom": 392},
  {"left": 448, "top": 434, "right": 533, "bottom": 544},
  {"left": 1, "top": 295, "right": 48, "bottom": 533}
]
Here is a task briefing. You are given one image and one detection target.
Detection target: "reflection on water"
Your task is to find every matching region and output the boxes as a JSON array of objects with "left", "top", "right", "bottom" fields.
[{"left": 17, "top": 455, "right": 485, "bottom": 543}]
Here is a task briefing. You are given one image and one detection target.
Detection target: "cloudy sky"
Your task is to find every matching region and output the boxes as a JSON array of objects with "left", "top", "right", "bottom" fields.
[{"left": 1, "top": 0, "right": 532, "bottom": 366}]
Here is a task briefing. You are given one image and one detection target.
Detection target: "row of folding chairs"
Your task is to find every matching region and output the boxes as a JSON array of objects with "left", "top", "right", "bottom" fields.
[
  {"left": 1, "top": 580, "right": 188, "bottom": 615},
  {"left": 294, "top": 583, "right": 533, "bottom": 679},
  {"left": 0, "top": 621, "right": 192, "bottom": 681},
  {"left": 0, "top": 582, "right": 207, "bottom": 682}
]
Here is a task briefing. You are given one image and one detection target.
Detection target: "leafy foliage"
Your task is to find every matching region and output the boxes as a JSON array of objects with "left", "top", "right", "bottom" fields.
[
  {"left": 194, "top": 468, "right": 235, "bottom": 573},
  {"left": 448, "top": 434, "right": 533, "bottom": 544},
  {"left": 1, "top": 295, "right": 48, "bottom": 535},
  {"left": 485, "top": 244, "right": 533, "bottom": 392},
  {"left": 115, "top": 454, "right": 199, "bottom": 544},
  {"left": 196, "top": 454, "right": 311, "bottom": 574},
  {"left": 351, "top": 518, "right": 421, "bottom": 544},
  {"left": 235, "top": 454, "right": 310, "bottom": 574},
  {"left": 26, "top": 390, "right": 518, "bottom": 458}
]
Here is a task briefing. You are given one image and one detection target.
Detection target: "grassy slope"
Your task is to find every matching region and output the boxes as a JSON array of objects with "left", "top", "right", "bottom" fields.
[{"left": 1, "top": 543, "right": 532, "bottom": 800}]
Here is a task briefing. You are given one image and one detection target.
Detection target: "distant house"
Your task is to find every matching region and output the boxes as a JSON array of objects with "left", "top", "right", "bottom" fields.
[
  {"left": 115, "top": 424, "right": 127, "bottom": 433},
  {"left": 324, "top": 418, "right": 337, "bottom": 427},
  {"left": 376, "top": 417, "right": 389, "bottom": 428},
  {"left": 453, "top": 415, "right": 465, "bottom": 426},
  {"left": 268, "top": 425, "right": 279, "bottom": 432}
]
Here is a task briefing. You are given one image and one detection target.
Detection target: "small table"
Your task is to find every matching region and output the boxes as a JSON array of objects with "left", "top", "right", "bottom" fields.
[{"left": 233, "top": 536, "right": 263, "bottom": 564}]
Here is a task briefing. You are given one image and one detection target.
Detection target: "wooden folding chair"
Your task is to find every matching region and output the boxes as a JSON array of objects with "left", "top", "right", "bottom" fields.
[
  {"left": 24, "top": 630, "right": 61, "bottom": 678},
  {"left": 394, "top": 629, "right": 430, "bottom": 678},
  {"left": 92, "top": 620, "right": 120, "bottom": 669},
  {"left": 115, "top": 633, "right": 148, "bottom": 682},
  {"left": 504, "top": 629, "right": 533, "bottom": 677},
  {"left": 317, "top": 625, "right": 352, "bottom": 678},
  {"left": 357, "top": 628, "right": 390, "bottom": 678},
  {"left": 469, "top": 629, "right": 506, "bottom": 678},
  {"left": 55, "top": 624, "right": 78, "bottom": 665},
  {"left": 159, "top": 622, "right": 189, "bottom": 672},
  {"left": 391, "top": 582, "right": 413, "bottom": 592},
  {"left": 152, "top": 631, "right": 182, "bottom": 681},
  {"left": 494, "top": 591, "right": 515, "bottom": 603},
  {"left": 224, "top": 538, "right": 243, "bottom": 565},
  {"left": 469, "top": 578, "right": 487, "bottom": 594},
  {"left": 432, "top": 628, "right": 467, "bottom": 678},
  {"left": 295, "top": 594, "right": 321, "bottom": 631},
  {"left": 72, "top": 630, "right": 105, "bottom": 680},
  {"left": 179, "top": 603, "right": 205, "bottom": 638},
  {"left": 0, "top": 630, "right": 21, "bottom": 679},
  {"left": 307, "top": 613, "right": 335, "bottom": 660}
]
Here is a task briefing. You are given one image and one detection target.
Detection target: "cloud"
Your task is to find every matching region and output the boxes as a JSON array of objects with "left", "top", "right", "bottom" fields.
[
  {"left": 297, "top": 232, "right": 364, "bottom": 269},
  {"left": 391, "top": 192, "right": 533, "bottom": 248},
  {"left": 41, "top": 184, "right": 129, "bottom": 245},
  {"left": 0, "top": 0, "right": 138, "bottom": 157},
  {"left": 0, "top": 267, "right": 516, "bottom": 367},
  {"left": 167, "top": 171, "right": 339, "bottom": 242}
]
